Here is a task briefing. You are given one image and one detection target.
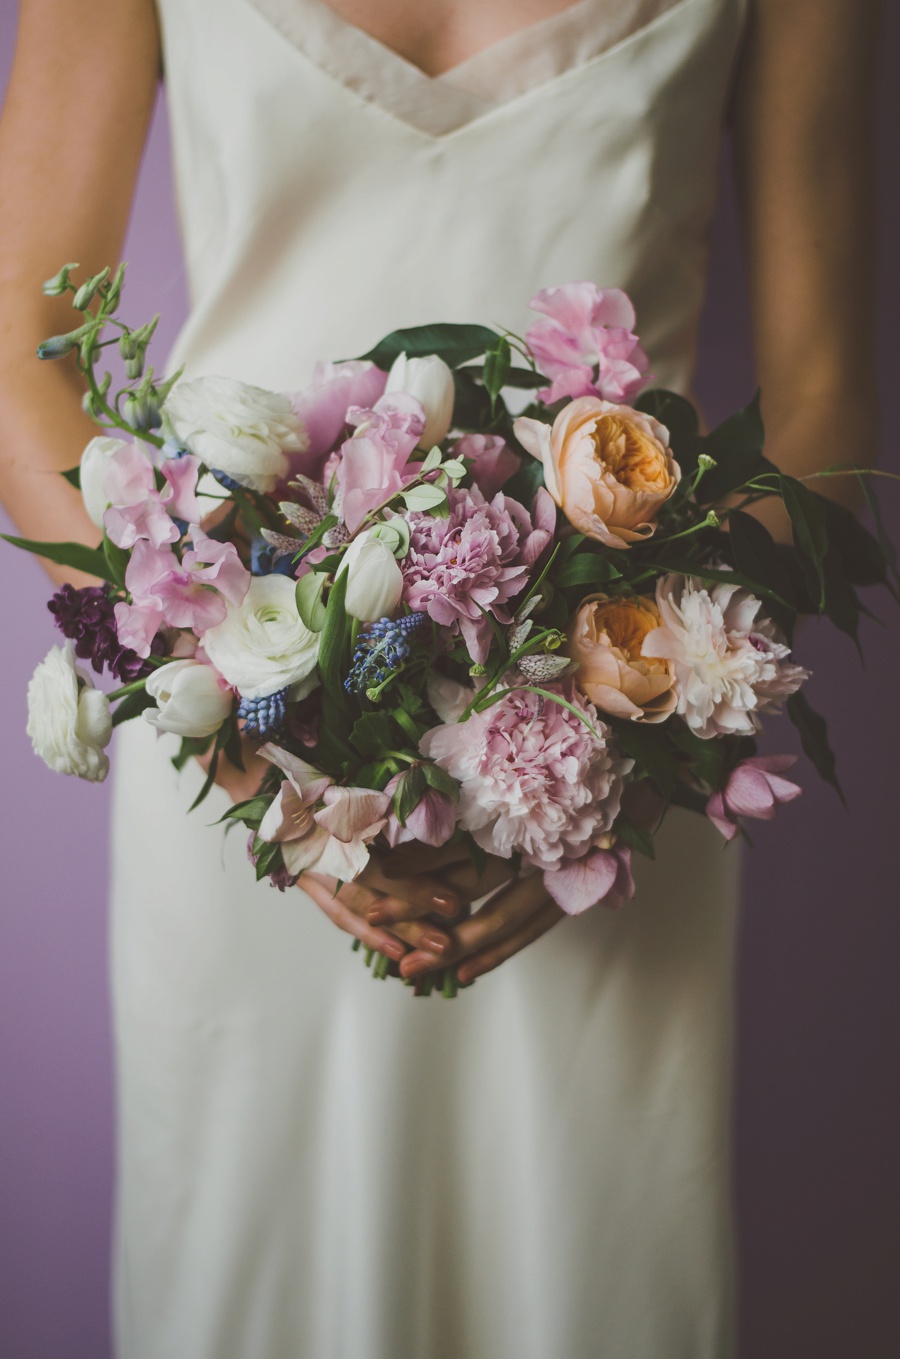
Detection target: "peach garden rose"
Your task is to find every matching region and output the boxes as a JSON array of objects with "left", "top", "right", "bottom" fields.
[
  {"left": 567, "top": 594, "right": 676, "bottom": 723},
  {"left": 514, "top": 396, "right": 680, "bottom": 548}
]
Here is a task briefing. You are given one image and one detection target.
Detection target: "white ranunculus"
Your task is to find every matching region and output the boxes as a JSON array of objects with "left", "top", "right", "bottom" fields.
[
  {"left": 80, "top": 435, "right": 130, "bottom": 527},
  {"left": 385, "top": 353, "right": 455, "bottom": 449},
  {"left": 143, "top": 660, "right": 234, "bottom": 738},
  {"left": 163, "top": 376, "right": 309, "bottom": 494},
  {"left": 26, "top": 643, "right": 112, "bottom": 782},
  {"left": 338, "top": 530, "right": 404, "bottom": 622},
  {"left": 201, "top": 575, "right": 320, "bottom": 700}
]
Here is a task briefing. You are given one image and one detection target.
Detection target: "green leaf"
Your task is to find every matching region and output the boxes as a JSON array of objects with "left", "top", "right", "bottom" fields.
[
  {"left": 350, "top": 711, "right": 396, "bottom": 759},
  {"left": 694, "top": 393, "right": 775, "bottom": 504},
  {"left": 644, "top": 560, "right": 793, "bottom": 612},
  {"left": 401, "top": 483, "right": 447, "bottom": 512},
  {"left": 422, "top": 762, "right": 460, "bottom": 802},
  {"left": 502, "top": 454, "right": 545, "bottom": 507},
  {"left": 610, "top": 721, "right": 681, "bottom": 800},
  {"left": 393, "top": 763, "right": 427, "bottom": 826},
  {"left": 615, "top": 817, "right": 656, "bottom": 859},
  {"left": 252, "top": 838, "right": 283, "bottom": 881},
  {"left": 317, "top": 570, "right": 353, "bottom": 736},
  {"left": 1, "top": 533, "right": 111, "bottom": 582},
  {"left": 355, "top": 323, "right": 500, "bottom": 371},
  {"left": 727, "top": 509, "right": 799, "bottom": 632},
  {"left": 667, "top": 721, "right": 740, "bottom": 790},
  {"left": 633, "top": 388, "right": 700, "bottom": 472},
  {"left": 222, "top": 714, "right": 245, "bottom": 772},
  {"left": 102, "top": 531, "right": 130, "bottom": 589},
  {"left": 555, "top": 551, "right": 622, "bottom": 589},
  {"left": 171, "top": 734, "right": 214, "bottom": 772},
  {"left": 110, "top": 686, "right": 155, "bottom": 727},
  {"left": 61, "top": 465, "right": 81, "bottom": 489},
  {"left": 780, "top": 476, "right": 829, "bottom": 611},
  {"left": 787, "top": 690, "right": 844, "bottom": 802},
  {"left": 483, "top": 337, "right": 512, "bottom": 411},
  {"left": 822, "top": 496, "right": 890, "bottom": 590},
  {"left": 215, "top": 794, "right": 274, "bottom": 829},
  {"left": 295, "top": 571, "right": 328, "bottom": 632},
  {"left": 858, "top": 475, "right": 900, "bottom": 600},
  {"left": 451, "top": 367, "right": 495, "bottom": 430}
]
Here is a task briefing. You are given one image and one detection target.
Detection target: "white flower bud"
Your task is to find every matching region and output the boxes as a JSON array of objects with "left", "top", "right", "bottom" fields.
[
  {"left": 79, "top": 435, "right": 130, "bottom": 527},
  {"left": 385, "top": 353, "right": 455, "bottom": 450},
  {"left": 338, "top": 530, "right": 404, "bottom": 622},
  {"left": 143, "top": 660, "right": 234, "bottom": 739},
  {"left": 26, "top": 644, "right": 112, "bottom": 783}
]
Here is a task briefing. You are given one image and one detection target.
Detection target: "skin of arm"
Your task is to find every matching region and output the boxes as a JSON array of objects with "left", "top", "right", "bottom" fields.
[{"left": 0, "top": 0, "right": 161, "bottom": 585}]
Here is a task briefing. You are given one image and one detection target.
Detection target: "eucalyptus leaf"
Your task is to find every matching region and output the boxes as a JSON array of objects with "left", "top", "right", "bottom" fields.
[{"left": 402, "top": 483, "right": 447, "bottom": 513}]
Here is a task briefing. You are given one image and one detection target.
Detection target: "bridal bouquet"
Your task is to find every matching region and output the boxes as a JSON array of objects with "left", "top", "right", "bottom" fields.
[{"left": 8, "top": 265, "right": 897, "bottom": 993}]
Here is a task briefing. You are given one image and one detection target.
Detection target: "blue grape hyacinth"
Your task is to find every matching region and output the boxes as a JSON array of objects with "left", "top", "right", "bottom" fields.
[
  {"left": 238, "top": 687, "right": 289, "bottom": 740},
  {"left": 345, "top": 614, "right": 425, "bottom": 698}
]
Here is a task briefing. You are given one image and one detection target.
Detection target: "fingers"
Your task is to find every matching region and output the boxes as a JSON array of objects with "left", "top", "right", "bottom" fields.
[
  {"left": 398, "top": 874, "right": 552, "bottom": 980},
  {"left": 456, "top": 901, "right": 563, "bottom": 985},
  {"left": 358, "top": 859, "right": 462, "bottom": 923},
  {"left": 298, "top": 874, "right": 408, "bottom": 962},
  {"left": 438, "top": 856, "right": 516, "bottom": 902}
]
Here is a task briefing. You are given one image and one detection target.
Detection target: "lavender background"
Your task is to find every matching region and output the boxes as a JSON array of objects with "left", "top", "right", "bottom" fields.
[{"left": 1, "top": 6, "right": 898, "bottom": 1356}]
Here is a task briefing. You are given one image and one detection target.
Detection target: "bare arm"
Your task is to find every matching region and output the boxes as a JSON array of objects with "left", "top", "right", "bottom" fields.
[
  {"left": 0, "top": 0, "right": 161, "bottom": 583},
  {"left": 732, "top": 0, "right": 880, "bottom": 537}
]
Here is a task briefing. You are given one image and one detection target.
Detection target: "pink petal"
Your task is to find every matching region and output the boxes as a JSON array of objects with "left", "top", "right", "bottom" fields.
[
  {"left": 152, "top": 575, "right": 228, "bottom": 632},
  {"left": 405, "top": 789, "right": 457, "bottom": 848},
  {"left": 705, "top": 789, "right": 739, "bottom": 841},
  {"left": 104, "top": 498, "right": 179, "bottom": 550},
  {"left": 725, "top": 766, "right": 778, "bottom": 820},
  {"left": 102, "top": 444, "right": 155, "bottom": 506},
  {"left": 314, "top": 786, "right": 390, "bottom": 841},
  {"left": 314, "top": 831, "right": 376, "bottom": 881},
  {"left": 259, "top": 744, "right": 333, "bottom": 803},
  {"left": 125, "top": 539, "right": 179, "bottom": 601},
  {"left": 161, "top": 454, "right": 203, "bottom": 523},
  {"left": 543, "top": 848, "right": 620, "bottom": 916},
  {"left": 113, "top": 598, "right": 165, "bottom": 658},
  {"left": 282, "top": 825, "right": 332, "bottom": 875}
]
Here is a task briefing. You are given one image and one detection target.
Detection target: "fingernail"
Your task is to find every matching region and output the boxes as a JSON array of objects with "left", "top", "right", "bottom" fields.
[
  {"left": 367, "top": 908, "right": 389, "bottom": 925},
  {"left": 420, "top": 932, "right": 448, "bottom": 954},
  {"left": 383, "top": 940, "right": 406, "bottom": 961},
  {"left": 432, "top": 895, "right": 458, "bottom": 916}
]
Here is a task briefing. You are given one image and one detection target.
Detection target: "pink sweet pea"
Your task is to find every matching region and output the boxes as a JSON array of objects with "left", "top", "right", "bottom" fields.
[
  {"left": 706, "top": 755, "right": 802, "bottom": 841},
  {"left": 452, "top": 433, "right": 521, "bottom": 498},
  {"left": 544, "top": 844, "right": 635, "bottom": 916},
  {"left": 526, "top": 282, "right": 650, "bottom": 405},
  {"left": 114, "top": 528, "right": 251, "bottom": 655},
  {"left": 289, "top": 360, "right": 388, "bottom": 477},
  {"left": 102, "top": 446, "right": 203, "bottom": 549},
  {"left": 382, "top": 773, "right": 457, "bottom": 848},
  {"left": 338, "top": 392, "right": 425, "bottom": 532}
]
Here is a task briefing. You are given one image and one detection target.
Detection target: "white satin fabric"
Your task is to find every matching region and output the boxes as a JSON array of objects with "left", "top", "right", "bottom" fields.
[{"left": 112, "top": 1, "right": 746, "bottom": 1354}]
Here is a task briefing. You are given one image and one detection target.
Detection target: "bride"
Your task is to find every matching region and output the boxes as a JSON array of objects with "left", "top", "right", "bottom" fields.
[{"left": 0, "top": 1, "right": 877, "bottom": 1356}]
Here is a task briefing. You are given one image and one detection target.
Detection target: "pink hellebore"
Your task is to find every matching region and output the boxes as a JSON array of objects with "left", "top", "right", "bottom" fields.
[
  {"left": 103, "top": 446, "right": 202, "bottom": 549},
  {"left": 337, "top": 392, "right": 426, "bottom": 533},
  {"left": 525, "top": 282, "right": 650, "bottom": 405},
  {"left": 258, "top": 745, "right": 390, "bottom": 880},
  {"left": 706, "top": 756, "right": 802, "bottom": 841},
  {"left": 544, "top": 844, "right": 635, "bottom": 916},
  {"left": 289, "top": 360, "right": 388, "bottom": 477},
  {"left": 382, "top": 772, "right": 458, "bottom": 849},
  {"left": 452, "top": 433, "right": 520, "bottom": 499},
  {"left": 113, "top": 527, "right": 250, "bottom": 657}
]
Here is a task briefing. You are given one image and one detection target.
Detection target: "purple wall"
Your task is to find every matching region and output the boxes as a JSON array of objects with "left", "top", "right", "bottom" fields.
[{"left": 1, "top": 6, "right": 898, "bottom": 1357}]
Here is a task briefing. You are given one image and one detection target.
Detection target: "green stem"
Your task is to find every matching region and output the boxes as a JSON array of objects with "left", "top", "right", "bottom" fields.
[
  {"left": 108, "top": 676, "right": 149, "bottom": 703},
  {"left": 442, "top": 968, "right": 458, "bottom": 999}
]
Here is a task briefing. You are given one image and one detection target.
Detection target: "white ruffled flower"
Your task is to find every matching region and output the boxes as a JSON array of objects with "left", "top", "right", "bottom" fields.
[
  {"left": 642, "top": 574, "right": 809, "bottom": 739},
  {"left": 143, "top": 660, "right": 234, "bottom": 738},
  {"left": 26, "top": 643, "right": 112, "bottom": 782},
  {"left": 385, "top": 353, "right": 455, "bottom": 449},
  {"left": 79, "top": 435, "right": 130, "bottom": 527},
  {"left": 163, "top": 376, "right": 308, "bottom": 493},
  {"left": 337, "top": 529, "right": 404, "bottom": 622},
  {"left": 200, "top": 575, "right": 320, "bottom": 700}
]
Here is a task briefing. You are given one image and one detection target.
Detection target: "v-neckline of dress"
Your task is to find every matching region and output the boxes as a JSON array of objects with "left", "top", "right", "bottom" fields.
[{"left": 243, "top": 0, "right": 696, "bottom": 138}]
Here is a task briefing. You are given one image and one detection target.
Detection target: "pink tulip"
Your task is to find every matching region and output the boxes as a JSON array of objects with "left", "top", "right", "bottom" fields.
[{"left": 706, "top": 755, "right": 802, "bottom": 841}]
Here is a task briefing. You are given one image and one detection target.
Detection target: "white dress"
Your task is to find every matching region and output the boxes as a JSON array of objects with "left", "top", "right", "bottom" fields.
[{"left": 112, "top": 1, "right": 746, "bottom": 1354}]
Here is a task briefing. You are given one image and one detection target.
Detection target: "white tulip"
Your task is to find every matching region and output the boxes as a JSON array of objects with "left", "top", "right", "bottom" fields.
[
  {"left": 338, "top": 530, "right": 404, "bottom": 622},
  {"left": 143, "top": 660, "right": 234, "bottom": 738},
  {"left": 163, "top": 375, "right": 309, "bottom": 494},
  {"left": 201, "top": 575, "right": 320, "bottom": 700},
  {"left": 80, "top": 435, "right": 130, "bottom": 528},
  {"left": 26, "top": 643, "right": 112, "bottom": 783},
  {"left": 385, "top": 353, "right": 455, "bottom": 449}
]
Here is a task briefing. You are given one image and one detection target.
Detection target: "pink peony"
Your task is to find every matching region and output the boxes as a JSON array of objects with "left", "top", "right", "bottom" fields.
[
  {"left": 289, "top": 360, "right": 387, "bottom": 477},
  {"left": 452, "top": 433, "right": 520, "bottom": 498},
  {"left": 337, "top": 392, "right": 425, "bottom": 532},
  {"left": 706, "top": 755, "right": 802, "bottom": 841},
  {"left": 525, "top": 282, "right": 650, "bottom": 405},
  {"left": 401, "top": 484, "right": 555, "bottom": 665},
  {"left": 419, "top": 683, "right": 631, "bottom": 871},
  {"left": 642, "top": 575, "right": 809, "bottom": 739}
]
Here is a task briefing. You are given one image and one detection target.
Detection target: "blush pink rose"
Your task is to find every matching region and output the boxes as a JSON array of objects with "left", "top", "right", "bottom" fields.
[{"left": 514, "top": 397, "right": 680, "bottom": 549}]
